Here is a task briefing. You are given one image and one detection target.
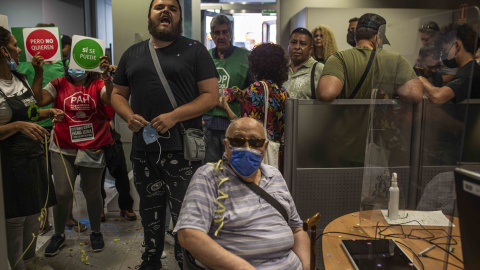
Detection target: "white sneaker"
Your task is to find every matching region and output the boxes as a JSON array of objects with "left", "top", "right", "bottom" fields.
[
  {"left": 141, "top": 240, "right": 167, "bottom": 259},
  {"left": 165, "top": 230, "right": 175, "bottom": 246},
  {"left": 24, "top": 257, "right": 54, "bottom": 270}
]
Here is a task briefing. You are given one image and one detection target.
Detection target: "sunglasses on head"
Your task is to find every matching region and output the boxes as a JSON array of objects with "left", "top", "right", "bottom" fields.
[{"left": 227, "top": 137, "right": 266, "bottom": 148}]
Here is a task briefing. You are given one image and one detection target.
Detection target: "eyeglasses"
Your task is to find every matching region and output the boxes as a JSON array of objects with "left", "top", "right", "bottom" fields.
[
  {"left": 440, "top": 42, "right": 455, "bottom": 60},
  {"left": 314, "top": 34, "right": 324, "bottom": 39},
  {"left": 227, "top": 137, "right": 266, "bottom": 148}
]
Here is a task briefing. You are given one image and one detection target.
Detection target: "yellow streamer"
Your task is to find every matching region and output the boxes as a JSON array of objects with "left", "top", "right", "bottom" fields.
[
  {"left": 54, "top": 133, "right": 83, "bottom": 239},
  {"left": 207, "top": 160, "right": 230, "bottom": 236}
]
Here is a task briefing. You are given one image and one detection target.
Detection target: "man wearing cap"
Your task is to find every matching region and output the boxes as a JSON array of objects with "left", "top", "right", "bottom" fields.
[
  {"left": 317, "top": 13, "right": 422, "bottom": 102},
  {"left": 283, "top": 28, "right": 324, "bottom": 99}
]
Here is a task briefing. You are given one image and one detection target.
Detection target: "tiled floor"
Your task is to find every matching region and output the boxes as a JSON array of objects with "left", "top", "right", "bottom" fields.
[{"left": 34, "top": 178, "right": 180, "bottom": 270}]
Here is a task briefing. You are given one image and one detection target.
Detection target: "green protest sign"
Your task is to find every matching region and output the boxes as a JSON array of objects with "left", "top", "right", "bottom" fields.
[{"left": 69, "top": 35, "right": 106, "bottom": 72}]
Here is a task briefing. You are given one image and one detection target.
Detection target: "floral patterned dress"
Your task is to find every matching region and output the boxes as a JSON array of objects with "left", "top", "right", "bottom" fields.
[{"left": 240, "top": 80, "right": 288, "bottom": 143}]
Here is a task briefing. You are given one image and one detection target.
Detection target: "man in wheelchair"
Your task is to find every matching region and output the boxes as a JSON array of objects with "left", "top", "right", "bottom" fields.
[{"left": 174, "top": 117, "right": 310, "bottom": 269}]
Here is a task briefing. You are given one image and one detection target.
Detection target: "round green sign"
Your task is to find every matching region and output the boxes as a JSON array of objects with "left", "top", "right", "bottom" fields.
[{"left": 72, "top": 39, "right": 103, "bottom": 69}]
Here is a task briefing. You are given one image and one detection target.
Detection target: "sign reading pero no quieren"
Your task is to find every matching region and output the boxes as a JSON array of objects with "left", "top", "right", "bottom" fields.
[
  {"left": 22, "top": 27, "right": 61, "bottom": 62},
  {"left": 69, "top": 35, "right": 105, "bottom": 72}
]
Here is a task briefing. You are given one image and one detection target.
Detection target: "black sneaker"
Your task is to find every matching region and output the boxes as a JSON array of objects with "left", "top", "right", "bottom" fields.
[
  {"left": 90, "top": 232, "right": 105, "bottom": 252},
  {"left": 44, "top": 234, "right": 65, "bottom": 256},
  {"left": 136, "top": 260, "right": 162, "bottom": 270}
]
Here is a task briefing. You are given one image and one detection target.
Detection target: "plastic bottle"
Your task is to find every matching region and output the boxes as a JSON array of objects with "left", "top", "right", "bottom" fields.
[{"left": 388, "top": 173, "right": 399, "bottom": 220}]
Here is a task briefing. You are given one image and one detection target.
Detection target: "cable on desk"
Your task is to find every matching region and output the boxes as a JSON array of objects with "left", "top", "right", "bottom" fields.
[{"left": 321, "top": 218, "right": 463, "bottom": 269}]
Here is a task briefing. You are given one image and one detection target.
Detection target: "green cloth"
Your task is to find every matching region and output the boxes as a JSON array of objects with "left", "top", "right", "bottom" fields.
[
  {"left": 17, "top": 61, "right": 66, "bottom": 127},
  {"left": 322, "top": 47, "right": 417, "bottom": 99},
  {"left": 283, "top": 57, "right": 324, "bottom": 99},
  {"left": 206, "top": 47, "right": 249, "bottom": 117}
]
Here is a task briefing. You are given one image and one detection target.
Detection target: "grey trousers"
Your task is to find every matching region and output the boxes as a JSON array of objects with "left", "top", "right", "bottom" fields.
[
  {"left": 50, "top": 151, "right": 104, "bottom": 233},
  {"left": 6, "top": 214, "right": 39, "bottom": 270}
]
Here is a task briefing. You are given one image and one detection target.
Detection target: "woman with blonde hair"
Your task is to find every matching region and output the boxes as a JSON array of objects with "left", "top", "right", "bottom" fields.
[{"left": 311, "top": 25, "right": 338, "bottom": 64}]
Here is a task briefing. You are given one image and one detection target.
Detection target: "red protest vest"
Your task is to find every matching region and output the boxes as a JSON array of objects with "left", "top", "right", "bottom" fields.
[{"left": 52, "top": 77, "right": 112, "bottom": 149}]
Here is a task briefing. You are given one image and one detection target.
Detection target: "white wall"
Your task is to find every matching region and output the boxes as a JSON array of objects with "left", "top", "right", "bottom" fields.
[
  {"left": 304, "top": 8, "right": 446, "bottom": 52},
  {"left": 111, "top": 0, "right": 151, "bottom": 65},
  {"left": 42, "top": 0, "right": 85, "bottom": 36},
  {"left": 1, "top": 0, "right": 85, "bottom": 36},
  {"left": 1, "top": 0, "right": 44, "bottom": 29},
  {"left": 279, "top": 0, "right": 479, "bottom": 49}
]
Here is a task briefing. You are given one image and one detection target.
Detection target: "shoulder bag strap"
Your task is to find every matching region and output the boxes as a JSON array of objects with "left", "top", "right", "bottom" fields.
[
  {"left": 242, "top": 180, "right": 289, "bottom": 222},
  {"left": 348, "top": 49, "right": 376, "bottom": 99},
  {"left": 260, "top": 81, "right": 270, "bottom": 140},
  {"left": 148, "top": 39, "right": 186, "bottom": 132},
  {"left": 310, "top": 62, "right": 319, "bottom": 99}
]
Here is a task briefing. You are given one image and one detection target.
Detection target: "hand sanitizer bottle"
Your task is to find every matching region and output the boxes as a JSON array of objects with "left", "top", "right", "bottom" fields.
[{"left": 388, "top": 173, "right": 399, "bottom": 220}]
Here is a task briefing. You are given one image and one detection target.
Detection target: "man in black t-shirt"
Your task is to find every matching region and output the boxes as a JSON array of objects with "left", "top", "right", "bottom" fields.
[
  {"left": 419, "top": 23, "right": 480, "bottom": 104},
  {"left": 111, "top": 0, "right": 218, "bottom": 269}
]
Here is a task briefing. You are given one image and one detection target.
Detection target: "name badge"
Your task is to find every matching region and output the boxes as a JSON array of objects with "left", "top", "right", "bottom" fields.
[{"left": 70, "top": 123, "right": 95, "bottom": 143}]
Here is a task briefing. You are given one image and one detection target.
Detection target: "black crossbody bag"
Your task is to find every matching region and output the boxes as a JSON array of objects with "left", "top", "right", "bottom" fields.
[{"left": 348, "top": 49, "right": 376, "bottom": 99}]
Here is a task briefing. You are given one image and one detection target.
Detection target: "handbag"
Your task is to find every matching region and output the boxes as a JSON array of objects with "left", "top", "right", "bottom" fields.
[
  {"left": 259, "top": 81, "right": 280, "bottom": 169},
  {"left": 74, "top": 149, "right": 106, "bottom": 168},
  {"left": 148, "top": 39, "right": 206, "bottom": 161},
  {"left": 361, "top": 88, "right": 391, "bottom": 208}
]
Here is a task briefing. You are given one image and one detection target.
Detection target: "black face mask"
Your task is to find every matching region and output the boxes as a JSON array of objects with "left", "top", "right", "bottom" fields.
[
  {"left": 347, "top": 30, "right": 356, "bottom": 47},
  {"left": 441, "top": 43, "right": 458, "bottom": 68},
  {"left": 442, "top": 58, "right": 458, "bottom": 68}
]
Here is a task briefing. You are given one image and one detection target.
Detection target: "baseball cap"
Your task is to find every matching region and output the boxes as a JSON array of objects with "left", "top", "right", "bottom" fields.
[{"left": 357, "top": 13, "right": 390, "bottom": 45}]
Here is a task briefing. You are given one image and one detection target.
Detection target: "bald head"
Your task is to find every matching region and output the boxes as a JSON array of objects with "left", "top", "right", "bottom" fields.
[{"left": 226, "top": 117, "right": 265, "bottom": 138}]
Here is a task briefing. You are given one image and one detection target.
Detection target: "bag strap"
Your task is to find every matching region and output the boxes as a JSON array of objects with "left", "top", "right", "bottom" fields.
[
  {"left": 242, "top": 179, "right": 289, "bottom": 222},
  {"left": 148, "top": 39, "right": 186, "bottom": 132},
  {"left": 310, "top": 62, "right": 319, "bottom": 99},
  {"left": 260, "top": 81, "right": 270, "bottom": 139},
  {"left": 348, "top": 49, "right": 376, "bottom": 99}
]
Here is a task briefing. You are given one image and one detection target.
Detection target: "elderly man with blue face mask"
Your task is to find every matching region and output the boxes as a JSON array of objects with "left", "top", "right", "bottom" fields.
[{"left": 174, "top": 117, "right": 310, "bottom": 270}]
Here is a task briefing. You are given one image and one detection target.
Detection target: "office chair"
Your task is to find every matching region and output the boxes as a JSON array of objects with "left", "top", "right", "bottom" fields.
[{"left": 303, "top": 212, "right": 322, "bottom": 270}]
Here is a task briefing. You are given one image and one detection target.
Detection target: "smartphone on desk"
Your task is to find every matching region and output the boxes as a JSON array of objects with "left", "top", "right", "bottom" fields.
[{"left": 341, "top": 239, "right": 418, "bottom": 270}]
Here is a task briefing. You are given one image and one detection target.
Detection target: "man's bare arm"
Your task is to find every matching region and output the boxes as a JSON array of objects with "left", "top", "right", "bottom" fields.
[
  {"left": 151, "top": 77, "right": 219, "bottom": 133},
  {"left": 418, "top": 76, "right": 455, "bottom": 104},
  {"left": 110, "top": 84, "right": 148, "bottom": 132},
  {"left": 316, "top": 75, "right": 343, "bottom": 101},
  {"left": 396, "top": 78, "right": 424, "bottom": 104},
  {"left": 178, "top": 228, "right": 256, "bottom": 270},
  {"left": 292, "top": 227, "right": 310, "bottom": 270}
]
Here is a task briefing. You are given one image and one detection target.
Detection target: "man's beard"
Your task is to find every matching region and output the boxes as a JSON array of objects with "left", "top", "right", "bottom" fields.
[{"left": 148, "top": 17, "right": 183, "bottom": 41}]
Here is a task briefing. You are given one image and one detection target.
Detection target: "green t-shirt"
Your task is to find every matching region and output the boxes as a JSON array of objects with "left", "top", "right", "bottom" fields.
[
  {"left": 320, "top": 47, "right": 418, "bottom": 165},
  {"left": 206, "top": 47, "right": 249, "bottom": 117},
  {"left": 322, "top": 47, "right": 417, "bottom": 99},
  {"left": 17, "top": 61, "right": 66, "bottom": 127}
]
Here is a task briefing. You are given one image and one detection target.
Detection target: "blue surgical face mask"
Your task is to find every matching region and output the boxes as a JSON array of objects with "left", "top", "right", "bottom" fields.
[
  {"left": 229, "top": 147, "right": 263, "bottom": 177},
  {"left": 68, "top": 68, "right": 87, "bottom": 81},
  {"left": 3, "top": 49, "right": 17, "bottom": 71},
  {"left": 143, "top": 124, "right": 160, "bottom": 145}
]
